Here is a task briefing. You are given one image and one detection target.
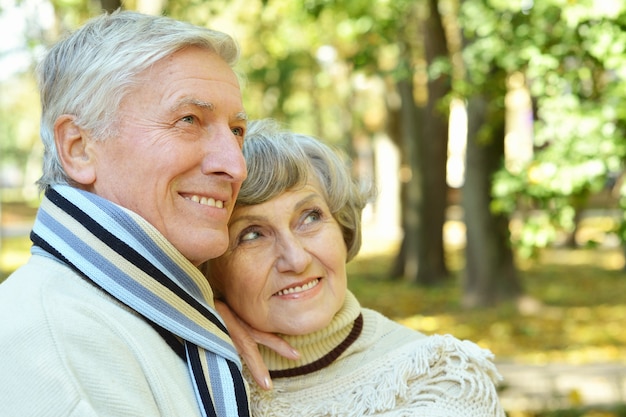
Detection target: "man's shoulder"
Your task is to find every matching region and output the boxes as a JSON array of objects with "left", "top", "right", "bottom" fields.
[
  {"left": 0, "top": 255, "right": 195, "bottom": 416},
  {"left": 0, "top": 255, "right": 100, "bottom": 314},
  {"left": 0, "top": 254, "right": 145, "bottom": 348}
]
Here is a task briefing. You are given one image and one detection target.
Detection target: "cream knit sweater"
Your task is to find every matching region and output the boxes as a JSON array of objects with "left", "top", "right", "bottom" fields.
[
  {"left": 0, "top": 255, "right": 202, "bottom": 416},
  {"left": 246, "top": 292, "right": 505, "bottom": 417}
]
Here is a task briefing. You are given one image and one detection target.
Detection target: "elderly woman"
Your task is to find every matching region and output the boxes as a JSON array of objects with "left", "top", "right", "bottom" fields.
[{"left": 207, "top": 118, "right": 506, "bottom": 416}]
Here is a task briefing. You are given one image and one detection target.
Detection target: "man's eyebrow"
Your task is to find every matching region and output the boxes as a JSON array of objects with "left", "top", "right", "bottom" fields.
[
  {"left": 170, "top": 98, "right": 215, "bottom": 112},
  {"left": 170, "top": 98, "right": 247, "bottom": 121}
]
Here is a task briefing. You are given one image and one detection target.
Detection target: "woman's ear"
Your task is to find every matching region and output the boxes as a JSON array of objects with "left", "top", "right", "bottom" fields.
[{"left": 54, "top": 115, "right": 96, "bottom": 186}]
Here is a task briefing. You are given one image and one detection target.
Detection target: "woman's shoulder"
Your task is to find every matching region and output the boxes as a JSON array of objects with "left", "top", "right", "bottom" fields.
[
  {"left": 357, "top": 307, "right": 428, "bottom": 347},
  {"left": 359, "top": 307, "right": 501, "bottom": 381}
]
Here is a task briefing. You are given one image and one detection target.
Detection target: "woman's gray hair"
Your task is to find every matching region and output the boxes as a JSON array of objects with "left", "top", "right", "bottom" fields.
[
  {"left": 36, "top": 10, "right": 241, "bottom": 190},
  {"left": 239, "top": 119, "right": 371, "bottom": 262}
]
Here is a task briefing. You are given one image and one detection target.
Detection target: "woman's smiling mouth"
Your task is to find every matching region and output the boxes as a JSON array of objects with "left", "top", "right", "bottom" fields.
[{"left": 274, "top": 278, "right": 321, "bottom": 296}]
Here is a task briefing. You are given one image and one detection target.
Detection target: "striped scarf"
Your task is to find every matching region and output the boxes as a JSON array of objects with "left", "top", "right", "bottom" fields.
[{"left": 30, "top": 185, "right": 250, "bottom": 417}]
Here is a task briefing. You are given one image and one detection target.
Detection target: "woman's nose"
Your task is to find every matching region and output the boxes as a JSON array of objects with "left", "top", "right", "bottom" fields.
[{"left": 275, "top": 236, "right": 312, "bottom": 274}]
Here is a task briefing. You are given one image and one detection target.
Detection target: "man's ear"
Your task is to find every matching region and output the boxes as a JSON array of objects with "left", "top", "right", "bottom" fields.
[{"left": 54, "top": 115, "right": 96, "bottom": 186}]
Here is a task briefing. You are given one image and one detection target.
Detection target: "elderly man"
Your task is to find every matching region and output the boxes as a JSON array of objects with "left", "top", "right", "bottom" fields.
[{"left": 0, "top": 10, "right": 255, "bottom": 416}]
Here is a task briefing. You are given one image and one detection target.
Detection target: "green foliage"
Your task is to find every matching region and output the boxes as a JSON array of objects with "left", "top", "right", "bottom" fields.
[
  {"left": 460, "top": 0, "right": 626, "bottom": 257},
  {"left": 5, "top": 0, "right": 626, "bottom": 272},
  {"left": 0, "top": 73, "right": 43, "bottom": 194}
]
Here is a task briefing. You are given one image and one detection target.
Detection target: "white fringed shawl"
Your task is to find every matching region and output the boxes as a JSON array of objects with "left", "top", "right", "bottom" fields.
[{"left": 247, "top": 293, "right": 505, "bottom": 417}]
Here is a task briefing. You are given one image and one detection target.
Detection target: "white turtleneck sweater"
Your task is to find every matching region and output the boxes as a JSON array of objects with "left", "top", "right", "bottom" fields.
[{"left": 245, "top": 291, "right": 505, "bottom": 417}]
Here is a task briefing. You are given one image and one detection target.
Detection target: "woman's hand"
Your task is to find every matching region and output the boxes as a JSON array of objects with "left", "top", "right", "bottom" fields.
[{"left": 215, "top": 299, "right": 299, "bottom": 390}]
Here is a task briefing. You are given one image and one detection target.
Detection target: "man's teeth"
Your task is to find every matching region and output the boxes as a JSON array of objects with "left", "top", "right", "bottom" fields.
[
  {"left": 187, "top": 195, "right": 224, "bottom": 208},
  {"left": 275, "top": 278, "right": 320, "bottom": 296}
]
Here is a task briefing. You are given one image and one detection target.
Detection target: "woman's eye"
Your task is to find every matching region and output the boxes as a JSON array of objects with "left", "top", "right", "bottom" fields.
[
  {"left": 303, "top": 209, "right": 322, "bottom": 225},
  {"left": 239, "top": 229, "right": 261, "bottom": 243}
]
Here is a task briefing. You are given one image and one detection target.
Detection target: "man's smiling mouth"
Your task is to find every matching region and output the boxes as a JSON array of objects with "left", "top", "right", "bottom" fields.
[{"left": 185, "top": 194, "right": 224, "bottom": 208}]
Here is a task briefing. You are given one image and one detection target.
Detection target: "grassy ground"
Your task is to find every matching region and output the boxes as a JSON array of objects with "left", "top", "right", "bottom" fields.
[
  {"left": 347, "top": 248, "right": 626, "bottom": 365},
  {"left": 347, "top": 249, "right": 626, "bottom": 417}
]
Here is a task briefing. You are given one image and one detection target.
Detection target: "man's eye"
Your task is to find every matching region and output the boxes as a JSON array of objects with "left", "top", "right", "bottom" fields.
[
  {"left": 181, "top": 115, "right": 195, "bottom": 124},
  {"left": 231, "top": 126, "right": 244, "bottom": 136}
]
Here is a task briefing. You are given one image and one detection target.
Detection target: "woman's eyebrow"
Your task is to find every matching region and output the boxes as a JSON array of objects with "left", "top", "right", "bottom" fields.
[
  {"left": 293, "top": 193, "right": 322, "bottom": 211},
  {"left": 229, "top": 214, "right": 265, "bottom": 227}
]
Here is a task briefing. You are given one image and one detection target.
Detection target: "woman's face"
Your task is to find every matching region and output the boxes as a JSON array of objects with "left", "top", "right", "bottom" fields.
[{"left": 210, "top": 179, "right": 348, "bottom": 335}]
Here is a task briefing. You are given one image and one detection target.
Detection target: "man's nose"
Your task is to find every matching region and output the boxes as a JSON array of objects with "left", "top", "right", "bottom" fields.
[{"left": 200, "top": 127, "right": 247, "bottom": 183}]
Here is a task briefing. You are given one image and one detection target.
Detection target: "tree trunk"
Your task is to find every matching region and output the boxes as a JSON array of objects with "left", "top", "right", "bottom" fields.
[
  {"left": 99, "top": 0, "right": 122, "bottom": 12},
  {"left": 391, "top": 0, "right": 451, "bottom": 285},
  {"left": 416, "top": 0, "right": 451, "bottom": 285},
  {"left": 390, "top": 78, "right": 422, "bottom": 281},
  {"left": 462, "top": 94, "right": 523, "bottom": 307}
]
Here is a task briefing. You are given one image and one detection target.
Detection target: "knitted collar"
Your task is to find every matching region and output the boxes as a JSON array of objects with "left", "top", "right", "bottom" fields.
[
  {"left": 259, "top": 291, "right": 363, "bottom": 378},
  {"left": 30, "top": 185, "right": 250, "bottom": 417}
]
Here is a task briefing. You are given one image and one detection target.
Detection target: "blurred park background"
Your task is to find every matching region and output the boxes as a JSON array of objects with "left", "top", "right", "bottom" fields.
[{"left": 2, "top": 0, "right": 626, "bottom": 415}]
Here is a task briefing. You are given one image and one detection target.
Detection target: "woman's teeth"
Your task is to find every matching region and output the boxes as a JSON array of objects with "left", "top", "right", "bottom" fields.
[{"left": 275, "top": 278, "right": 320, "bottom": 296}]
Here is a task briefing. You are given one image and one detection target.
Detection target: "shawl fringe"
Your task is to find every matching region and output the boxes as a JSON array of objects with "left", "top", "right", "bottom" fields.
[{"left": 251, "top": 334, "right": 503, "bottom": 417}]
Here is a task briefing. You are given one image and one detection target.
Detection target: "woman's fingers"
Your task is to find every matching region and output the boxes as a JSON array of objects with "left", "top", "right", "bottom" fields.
[{"left": 215, "top": 300, "right": 299, "bottom": 390}]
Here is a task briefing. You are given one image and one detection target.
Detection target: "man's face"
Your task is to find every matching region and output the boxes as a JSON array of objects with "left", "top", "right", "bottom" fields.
[{"left": 85, "top": 47, "right": 247, "bottom": 265}]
